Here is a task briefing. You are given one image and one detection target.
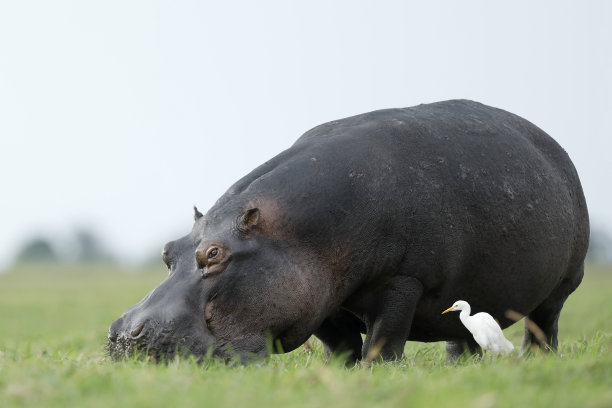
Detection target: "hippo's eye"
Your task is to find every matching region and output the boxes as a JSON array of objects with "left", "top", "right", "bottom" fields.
[
  {"left": 196, "top": 245, "right": 229, "bottom": 276},
  {"left": 207, "top": 247, "right": 219, "bottom": 259}
]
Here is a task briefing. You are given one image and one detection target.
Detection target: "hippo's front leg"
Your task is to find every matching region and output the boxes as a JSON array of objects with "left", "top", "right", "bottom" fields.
[
  {"left": 362, "top": 276, "right": 423, "bottom": 360},
  {"left": 314, "top": 310, "right": 365, "bottom": 364}
]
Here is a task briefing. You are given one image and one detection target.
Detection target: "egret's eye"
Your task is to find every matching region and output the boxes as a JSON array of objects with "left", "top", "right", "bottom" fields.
[{"left": 207, "top": 247, "right": 219, "bottom": 259}]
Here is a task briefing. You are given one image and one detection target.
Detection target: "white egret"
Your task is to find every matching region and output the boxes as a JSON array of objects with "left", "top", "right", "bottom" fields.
[{"left": 442, "top": 300, "right": 514, "bottom": 355}]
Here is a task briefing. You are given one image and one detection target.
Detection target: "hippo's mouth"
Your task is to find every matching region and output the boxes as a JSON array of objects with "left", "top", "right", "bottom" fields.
[
  {"left": 107, "top": 301, "right": 268, "bottom": 363},
  {"left": 106, "top": 322, "right": 210, "bottom": 362}
]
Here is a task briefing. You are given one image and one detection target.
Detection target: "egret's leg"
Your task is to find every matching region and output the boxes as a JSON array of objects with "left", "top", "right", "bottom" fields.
[
  {"left": 361, "top": 276, "right": 423, "bottom": 361},
  {"left": 313, "top": 310, "right": 364, "bottom": 365},
  {"left": 445, "top": 339, "right": 482, "bottom": 362},
  {"left": 522, "top": 263, "right": 584, "bottom": 352}
]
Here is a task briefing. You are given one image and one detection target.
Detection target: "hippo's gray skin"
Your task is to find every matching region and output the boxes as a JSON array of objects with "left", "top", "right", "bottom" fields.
[{"left": 108, "top": 100, "right": 589, "bottom": 363}]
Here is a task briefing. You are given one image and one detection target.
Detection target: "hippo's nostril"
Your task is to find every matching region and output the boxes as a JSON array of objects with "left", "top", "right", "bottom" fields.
[{"left": 131, "top": 323, "right": 146, "bottom": 338}]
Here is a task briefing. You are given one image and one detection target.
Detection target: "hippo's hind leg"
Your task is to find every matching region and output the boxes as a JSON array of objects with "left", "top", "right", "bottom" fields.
[
  {"left": 314, "top": 310, "right": 364, "bottom": 364},
  {"left": 445, "top": 339, "right": 482, "bottom": 362},
  {"left": 362, "top": 276, "right": 424, "bottom": 361},
  {"left": 522, "top": 263, "right": 584, "bottom": 352}
]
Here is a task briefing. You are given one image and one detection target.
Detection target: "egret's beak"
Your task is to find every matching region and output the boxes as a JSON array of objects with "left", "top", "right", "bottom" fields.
[{"left": 441, "top": 306, "right": 456, "bottom": 314}]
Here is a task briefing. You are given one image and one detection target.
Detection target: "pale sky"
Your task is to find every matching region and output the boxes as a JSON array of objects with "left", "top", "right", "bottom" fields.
[{"left": 1, "top": 1, "right": 610, "bottom": 268}]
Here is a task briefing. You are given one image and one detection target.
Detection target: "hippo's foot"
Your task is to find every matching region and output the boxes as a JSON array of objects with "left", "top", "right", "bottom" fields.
[{"left": 445, "top": 339, "right": 483, "bottom": 363}]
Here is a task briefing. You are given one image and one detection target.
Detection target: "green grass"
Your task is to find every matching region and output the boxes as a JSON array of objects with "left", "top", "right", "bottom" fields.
[{"left": 1, "top": 264, "right": 611, "bottom": 408}]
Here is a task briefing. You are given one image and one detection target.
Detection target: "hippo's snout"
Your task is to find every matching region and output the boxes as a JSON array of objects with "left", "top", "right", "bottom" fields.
[
  {"left": 108, "top": 317, "right": 148, "bottom": 342},
  {"left": 107, "top": 308, "right": 216, "bottom": 362},
  {"left": 107, "top": 316, "right": 156, "bottom": 360}
]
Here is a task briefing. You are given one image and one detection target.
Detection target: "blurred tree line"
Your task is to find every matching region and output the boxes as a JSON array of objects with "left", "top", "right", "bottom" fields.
[
  {"left": 12, "top": 225, "right": 612, "bottom": 267},
  {"left": 15, "top": 229, "right": 114, "bottom": 265}
]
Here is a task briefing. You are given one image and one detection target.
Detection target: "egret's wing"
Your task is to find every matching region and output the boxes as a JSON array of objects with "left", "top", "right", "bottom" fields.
[
  {"left": 474, "top": 312, "right": 514, "bottom": 354},
  {"left": 474, "top": 312, "right": 504, "bottom": 334}
]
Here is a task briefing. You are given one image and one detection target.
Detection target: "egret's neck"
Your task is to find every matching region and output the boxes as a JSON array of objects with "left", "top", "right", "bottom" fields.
[{"left": 458, "top": 306, "right": 473, "bottom": 330}]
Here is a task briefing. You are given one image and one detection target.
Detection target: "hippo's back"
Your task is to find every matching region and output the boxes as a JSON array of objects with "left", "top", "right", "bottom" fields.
[{"left": 290, "top": 100, "right": 589, "bottom": 337}]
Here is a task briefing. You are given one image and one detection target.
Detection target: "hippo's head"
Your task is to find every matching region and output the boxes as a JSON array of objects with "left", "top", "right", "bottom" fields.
[{"left": 108, "top": 203, "right": 334, "bottom": 362}]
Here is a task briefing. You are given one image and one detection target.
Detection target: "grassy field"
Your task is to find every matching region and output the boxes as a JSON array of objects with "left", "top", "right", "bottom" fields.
[{"left": 0, "top": 264, "right": 610, "bottom": 408}]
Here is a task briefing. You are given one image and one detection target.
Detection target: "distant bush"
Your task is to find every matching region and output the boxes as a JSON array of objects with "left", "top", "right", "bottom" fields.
[
  {"left": 14, "top": 237, "right": 59, "bottom": 264},
  {"left": 13, "top": 228, "right": 115, "bottom": 266},
  {"left": 73, "top": 229, "right": 114, "bottom": 263}
]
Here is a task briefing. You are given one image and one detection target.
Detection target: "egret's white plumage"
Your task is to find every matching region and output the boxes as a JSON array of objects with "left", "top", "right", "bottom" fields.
[{"left": 442, "top": 300, "right": 514, "bottom": 355}]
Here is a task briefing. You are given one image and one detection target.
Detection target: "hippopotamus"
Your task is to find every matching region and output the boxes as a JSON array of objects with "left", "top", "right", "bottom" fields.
[{"left": 108, "top": 99, "right": 589, "bottom": 363}]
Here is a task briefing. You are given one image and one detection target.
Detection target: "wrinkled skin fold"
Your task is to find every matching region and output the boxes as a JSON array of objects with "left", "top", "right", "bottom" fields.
[{"left": 108, "top": 100, "right": 589, "bottom": 363}]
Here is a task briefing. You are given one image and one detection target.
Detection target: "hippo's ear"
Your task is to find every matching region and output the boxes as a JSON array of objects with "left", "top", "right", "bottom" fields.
[
  {"left": 194, "top": 206, "right": 203, "bottom": 221},
  {"left": 237, "top": 208, "right": 260, "bottom": 234}
]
